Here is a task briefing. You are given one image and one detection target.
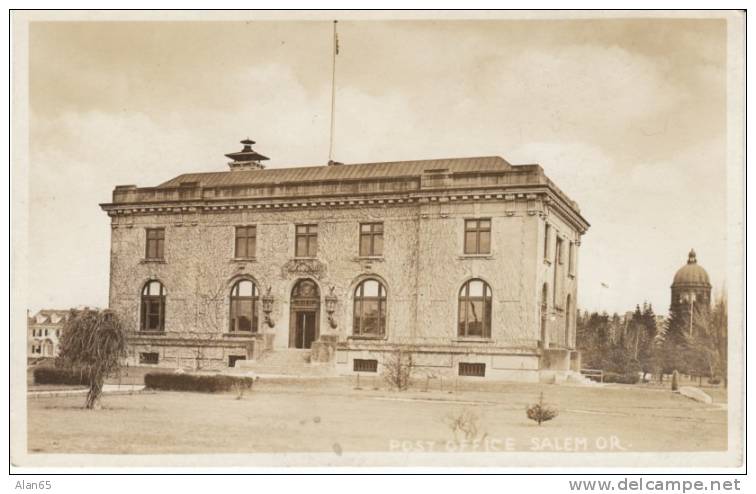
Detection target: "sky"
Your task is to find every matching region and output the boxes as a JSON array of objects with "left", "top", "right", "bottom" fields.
[{"left": 26, "top": 17, "right": 729, "bottom": 315}]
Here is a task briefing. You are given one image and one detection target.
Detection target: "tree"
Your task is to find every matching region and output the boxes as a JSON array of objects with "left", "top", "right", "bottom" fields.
[
  {"left": 709, "top": 293, "right": 728, "bottom": 387},
  {"left": 658, "top": 304, "right": 689, "bottom": 375},
  {"left": 382, "top": 347, "right": 414, "bottom": 391},
  {"left": 576, "top": 311, "right": 612, "bottom": 369},
  {"left": 627, "top": 303, "right": 658, "bottom": 381},
  {"left": 56, "top": 308, "right": 127, "bottom": 409}
]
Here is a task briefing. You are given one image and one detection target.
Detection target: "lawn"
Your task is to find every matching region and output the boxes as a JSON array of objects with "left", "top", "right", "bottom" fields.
[{"left": 27, "top": 378, "right": 727, "bottom": 455}]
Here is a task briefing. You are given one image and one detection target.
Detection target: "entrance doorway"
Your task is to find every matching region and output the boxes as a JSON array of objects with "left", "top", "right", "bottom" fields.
[
  {"left": 289, "top": 279, "right": 320, "bottom": 349},
  {"left": 293, "top": 311, "right": 317, "bottom": 349}
]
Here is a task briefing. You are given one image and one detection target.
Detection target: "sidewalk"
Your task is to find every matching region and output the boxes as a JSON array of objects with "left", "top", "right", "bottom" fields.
[{"left": 28, "top": 383, "right": 146, "bottom": 398}]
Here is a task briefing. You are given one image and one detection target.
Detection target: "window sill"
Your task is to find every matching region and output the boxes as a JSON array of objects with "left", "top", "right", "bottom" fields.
[
  {"left": 454, "top": 337, "right": 493, "bottom": 343},
  {"left": 292, "top": 256, "right": 318, "bottom": 260},
  {"left": 222, "top": 332, "right": 260, "bottom": 338},
  {"left": 348, "top": 335, "right": 387, "bottom": 341},
  {"left": 458, "top": 254, "right": 493, "bottom": 260},
  {"left": 230, "top": 257, "right": 257, "bottom": 263},
  {"left": 141, "top": 259, "right": 166, "bottom": 264},
  {"left": 138, "top": 331, "right": 166, "bottom": 336},
  {"left": 355, "top": 256, "right": 384, "bottom": 261}
]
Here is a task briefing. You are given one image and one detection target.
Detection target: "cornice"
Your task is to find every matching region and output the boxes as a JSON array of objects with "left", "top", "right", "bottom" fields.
[{"left": 101, "top": 184, "right": 589, "bottom": 234}]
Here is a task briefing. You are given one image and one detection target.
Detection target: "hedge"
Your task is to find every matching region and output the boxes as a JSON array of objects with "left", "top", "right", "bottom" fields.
[
  {"left": 602, "top": 371, "right": 640, "bottom": 384},
  {"left": 33, "top": 367, "right": 88, "bottom": 386},
  {"left": 144, "top": 372, "right": 256, "bottom": 393}
]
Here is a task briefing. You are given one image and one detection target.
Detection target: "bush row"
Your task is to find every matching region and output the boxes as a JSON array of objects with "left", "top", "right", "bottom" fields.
[
  {"left": 33, "top": 367, "right": 88, "bottom": 385},
  {"left": 601, "top": 371, "right": 640, "bottom": 384},
  {"left": 144, "top": 372, "right": 256, "bottom": 393}
]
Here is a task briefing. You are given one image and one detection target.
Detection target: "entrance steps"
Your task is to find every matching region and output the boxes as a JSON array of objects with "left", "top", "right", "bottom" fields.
[
  {"left": 235, "top": 349, "right": 335, "bottom": 377},
  {"left": 565, "top": 371, "right": 604, "bottom": 386},
  {"left": 540, "top": 370, "right": 604, "bottom": 386}
]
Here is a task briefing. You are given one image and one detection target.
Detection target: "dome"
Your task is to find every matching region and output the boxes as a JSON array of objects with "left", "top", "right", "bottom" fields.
[{"left": 672, "top": 249, "right": 711, "bottom": 286}]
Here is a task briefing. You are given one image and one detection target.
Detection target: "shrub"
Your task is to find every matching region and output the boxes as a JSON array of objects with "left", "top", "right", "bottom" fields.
[
  {"left": 144, "top": 372, "right": 256, "bottom": 393},
  {"left": 33, "top": 367, "right": 88, "bottom": 386},
  {"left": 527, "top": 392, "right": 558, "bottom": 426},
  {"left": 602, "top": 371, "right": 640, "bottom": 384}
]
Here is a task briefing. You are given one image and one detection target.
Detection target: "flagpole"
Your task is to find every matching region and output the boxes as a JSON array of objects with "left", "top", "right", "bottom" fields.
[{"left": 328, "top": 20, "right": 338, "bottom": 164}]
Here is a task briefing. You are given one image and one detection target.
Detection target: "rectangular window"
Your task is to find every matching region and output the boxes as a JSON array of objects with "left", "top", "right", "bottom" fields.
[
  {"left": 228, "top": 355, "right": 246, "bottom": 368},
  {"left": 554, "top": 237, "right": 564, "bottom": 308},
  {"left": 459, "top": 362, "right": 486, "bottom": 377},
  {"left": 568, "top": 241, "right": 575, "bottom": 276},
  {"left": 295, "top": 224, "right": 318, "bottom": 257},
  {"left": 229, "top": 298, "right": 257, "bottom": 332},
  {"left": 44, "top": 329, "right": 48, "bottom": 336},
  {"left": 464, "top": 219, "right": 491, "bottom": 255},
  {"left": 142, "top": 299, "right": 165, "bottom": 331},
  {"left": 353, "top": 359, "right": 378, "bottom": 373},
  {"left": 359, "top": 222, "right": 384, "bottom": 257},
  {"left": 139, "top": 352, "right": 159, "bottom": 365},
  {"left": 543, "top": 223, "right": 551, "bottom": 260},
  {"left": 145, "top": 228, "right": 165, "bottom": 260},
  {"left": 234, "top": 226, "right": 257, "bottom": 258}
]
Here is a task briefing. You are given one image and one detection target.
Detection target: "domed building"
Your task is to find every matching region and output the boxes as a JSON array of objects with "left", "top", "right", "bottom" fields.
[{"left": 670, "top": 249, "right": 711, "bottom": 336}]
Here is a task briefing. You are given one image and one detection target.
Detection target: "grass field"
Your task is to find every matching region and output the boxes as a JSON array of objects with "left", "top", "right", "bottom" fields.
[{"left": 27, "top": 378, "right": 727, "bottom": 455}]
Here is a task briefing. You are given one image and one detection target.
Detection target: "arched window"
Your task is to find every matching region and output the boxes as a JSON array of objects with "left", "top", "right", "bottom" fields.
[
  {"left": 229, "top": 280, "right": 259, "bottom": 332},
  {"left": 141, "top": 280, "right": 166, "bottom": 332},
  {"left": 458, "top": 279, "right": 492, "bottom": 338},
  {"left": 353, "top": 279, "right": 387, "bottom": 336}
]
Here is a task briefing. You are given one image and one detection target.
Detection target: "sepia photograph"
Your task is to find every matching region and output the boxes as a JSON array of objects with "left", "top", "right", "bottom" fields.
[{"left": 8, "top": 8, "right": 745, "bottom": 476}]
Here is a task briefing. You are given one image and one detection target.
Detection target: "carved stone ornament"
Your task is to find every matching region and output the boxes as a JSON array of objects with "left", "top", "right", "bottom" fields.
[{"left": 281, "top": 259, "right": 326, "bottom": 279}]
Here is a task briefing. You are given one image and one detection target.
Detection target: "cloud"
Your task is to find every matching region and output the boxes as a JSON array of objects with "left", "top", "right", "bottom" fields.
[{"left": 24, "top": 20, "right": 729, "bottom": 315}]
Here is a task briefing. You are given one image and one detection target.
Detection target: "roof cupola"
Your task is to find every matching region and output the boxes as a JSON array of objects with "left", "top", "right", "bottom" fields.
[{"left": 225, "top": 138, "right": 269, "bottom": 171}]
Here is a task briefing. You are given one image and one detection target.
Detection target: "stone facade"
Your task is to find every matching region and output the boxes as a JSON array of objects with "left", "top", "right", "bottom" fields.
[{"left": 101, "top": 149, "right": 589, "bottom": 380}]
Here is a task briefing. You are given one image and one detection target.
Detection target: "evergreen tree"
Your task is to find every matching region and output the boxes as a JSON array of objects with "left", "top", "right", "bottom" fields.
[
  {"left": 710, "top": 293, "right": 728, "bottom": 386},
  {"left": 636, "top": 303, "right": 658, "bottom": 381},
  {"left": 659, "top": 303, "right": 689, "bottom": 375}
]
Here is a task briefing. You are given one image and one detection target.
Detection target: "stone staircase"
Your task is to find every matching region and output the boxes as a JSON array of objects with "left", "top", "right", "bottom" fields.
[
  {"left": 565, "top": 371, "right": 604, "bottom": 386},
  {"left": 234, "top": 349, "right": 335, "bottom": 377},
  {"left": 540, "top": 370, "right": 604, "bottom": 386}
]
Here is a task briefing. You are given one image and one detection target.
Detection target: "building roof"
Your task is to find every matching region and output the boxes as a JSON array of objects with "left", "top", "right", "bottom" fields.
[
  {"left": 672, "top": 249, "right": 711, "bottom": 287},
  {"left": 159, "top": 156, "right": 512, "bottom": 188},
  {"left": 104, "top": 152, "right": 589, "bottom": 232},
  {"left": 29, "top": 310, "right": 70, "bottom": 325}
]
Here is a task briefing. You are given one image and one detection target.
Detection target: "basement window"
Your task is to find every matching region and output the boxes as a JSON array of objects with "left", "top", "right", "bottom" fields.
[
  {"left": 353, "top": 359, "right": 378, "bottom": 373},
  {"left": 228, "top": 355, "right": 246, "bottom": 368},
  {"left": 458, "top": 362, "right": 486, "bottom": 377},
  {"left": 139, "top": 352, "right": 159, "bottom": 365}
]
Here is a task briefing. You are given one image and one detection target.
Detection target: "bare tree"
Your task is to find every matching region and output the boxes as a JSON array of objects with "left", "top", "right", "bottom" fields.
[
  {"left": 382, "top": 347, "right": 414, "bottom": 391},
  {"left": 445, "top": 408, "right": 485, "bottom": 444}
]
